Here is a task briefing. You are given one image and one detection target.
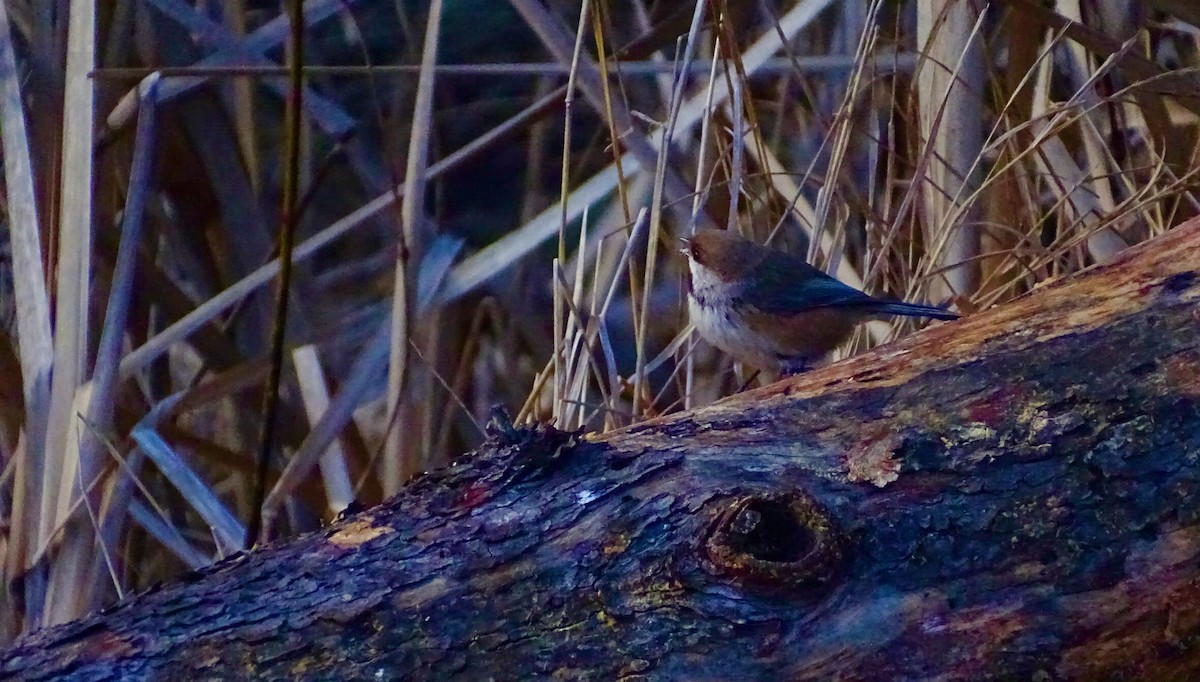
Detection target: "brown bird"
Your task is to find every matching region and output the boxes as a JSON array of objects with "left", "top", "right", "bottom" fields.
[{"left": 681, "top": 229, "right": 958, "bottom": 376}]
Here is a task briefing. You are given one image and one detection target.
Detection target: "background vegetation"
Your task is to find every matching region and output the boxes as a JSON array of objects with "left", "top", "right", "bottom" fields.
[{"left": 0, "top": 0, "right": 1197, "bottom": 638}]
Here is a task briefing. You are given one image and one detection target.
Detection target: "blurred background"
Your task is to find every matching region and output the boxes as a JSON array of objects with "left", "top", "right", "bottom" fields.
[{"left": 1, "top": 0, "right": 1198, "bottom": 637}]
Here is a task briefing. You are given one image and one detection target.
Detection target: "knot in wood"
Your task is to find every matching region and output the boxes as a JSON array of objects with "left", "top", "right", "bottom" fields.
[{"left": 701, "top": 491, "right": 843, "bottom": 593}]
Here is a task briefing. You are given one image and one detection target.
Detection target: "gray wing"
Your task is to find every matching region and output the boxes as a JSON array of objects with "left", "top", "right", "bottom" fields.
[
  {"left": 738, "top": 251, "right": 958, "bottom": 320},
  {"left": 735, "top": 251, "right": 878, "bottom": 313}
]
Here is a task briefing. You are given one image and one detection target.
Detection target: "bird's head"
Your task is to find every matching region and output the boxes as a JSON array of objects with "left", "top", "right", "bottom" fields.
[{"left": 680, "top": 230, "right": 765, "bottom": 284}]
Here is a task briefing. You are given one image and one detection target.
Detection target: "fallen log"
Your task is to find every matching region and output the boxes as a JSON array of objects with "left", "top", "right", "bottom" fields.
[{"left": 3, "top": 219, "right": 1200, "bottom": 681}]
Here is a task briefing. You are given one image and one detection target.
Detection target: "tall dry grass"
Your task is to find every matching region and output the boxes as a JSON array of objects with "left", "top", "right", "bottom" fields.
[{"left": 0, "top": 0, "right": 1197, "bottom": 637}]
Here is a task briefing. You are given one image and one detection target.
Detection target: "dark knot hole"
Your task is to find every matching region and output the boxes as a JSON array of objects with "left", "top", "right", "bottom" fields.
[
  {"left": 699, "top": 491, "right": 844, "bottom": 592},
  {"left": 727, "top": 499, "right": 814, "bottom": 563}
]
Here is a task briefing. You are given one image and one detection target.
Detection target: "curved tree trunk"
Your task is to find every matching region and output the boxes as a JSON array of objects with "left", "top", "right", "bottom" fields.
[{"left": 4, "top": 220, "right": 1200, "bottom": 680}]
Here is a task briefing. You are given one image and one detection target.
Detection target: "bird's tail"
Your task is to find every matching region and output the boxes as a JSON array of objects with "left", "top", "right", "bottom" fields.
[{"left": 862, "top": 300, "right": 960, "bottom": 320}]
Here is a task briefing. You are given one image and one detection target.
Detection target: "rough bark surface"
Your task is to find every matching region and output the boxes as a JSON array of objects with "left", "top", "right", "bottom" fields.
[{"left": 4, "top": 220, "right": 1200, "bottom": 681}]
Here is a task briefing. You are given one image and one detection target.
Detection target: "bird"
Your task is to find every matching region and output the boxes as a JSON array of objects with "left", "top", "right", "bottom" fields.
[{"left": 681, "top": 229, "right": 959, "bottom": 377}]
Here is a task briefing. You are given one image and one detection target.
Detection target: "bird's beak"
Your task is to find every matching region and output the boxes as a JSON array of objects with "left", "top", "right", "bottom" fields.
[{"left": 678, "top": 236, "right": 692, "bottom": 257}]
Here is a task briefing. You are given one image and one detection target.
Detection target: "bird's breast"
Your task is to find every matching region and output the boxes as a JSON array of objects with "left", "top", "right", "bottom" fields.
[
  {"left": 688, "top": 294, "right": 863, "bottom": 372},
  {"left": 688, "top": 295, "right": 777, "bottom": 369}
]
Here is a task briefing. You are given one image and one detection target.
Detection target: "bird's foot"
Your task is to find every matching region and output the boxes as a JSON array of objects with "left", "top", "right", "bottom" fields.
[{"left": 779, "top": 359, "right": 812, "bottom": 377}]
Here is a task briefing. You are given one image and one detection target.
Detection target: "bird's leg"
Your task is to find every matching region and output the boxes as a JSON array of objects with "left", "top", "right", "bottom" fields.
[
  {"left": 735, "top": 370, "right": 762, "bottom": 393},
  {"left": 779, "top": 358, "right": 812, "bottom": 377}
]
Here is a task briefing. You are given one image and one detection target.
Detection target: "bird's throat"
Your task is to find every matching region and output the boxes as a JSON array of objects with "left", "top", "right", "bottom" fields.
[{"left": 687, "top": 263, "right": 737, "bottom": 308}]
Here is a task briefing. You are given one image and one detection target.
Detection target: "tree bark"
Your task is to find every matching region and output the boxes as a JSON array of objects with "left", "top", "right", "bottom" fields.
[{"left": 4, "top": 219, "right": 1200, "bottom": 680}]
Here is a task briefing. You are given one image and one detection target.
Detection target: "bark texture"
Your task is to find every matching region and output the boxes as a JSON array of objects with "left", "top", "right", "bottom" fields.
[{"left": 4, "top": 220, "right": 1200, "bottom": 680}]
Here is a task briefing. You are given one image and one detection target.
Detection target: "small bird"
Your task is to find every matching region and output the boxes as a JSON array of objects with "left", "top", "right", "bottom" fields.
[{"left": 681, "top": 229, "right": 958, "bottom": 376}]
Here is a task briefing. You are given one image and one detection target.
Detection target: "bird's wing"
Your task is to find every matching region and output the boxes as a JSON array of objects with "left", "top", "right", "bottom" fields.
[{"left": 735, "top": 251, "right": 877, "bottom": 313}]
